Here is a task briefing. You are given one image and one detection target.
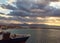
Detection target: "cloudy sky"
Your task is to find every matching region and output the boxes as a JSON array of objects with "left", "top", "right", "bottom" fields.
[{"left": 0, "top": 0, "right": 60, "bottom": 26}]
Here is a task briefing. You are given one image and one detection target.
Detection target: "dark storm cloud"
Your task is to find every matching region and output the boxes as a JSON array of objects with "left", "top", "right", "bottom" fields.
[
  {"left": 0, "top": 0, "right": 60, "bottom": 17},
  {"left": 50, "top": 0, "right": 59, "bottom": 2},
  {"left": 1, "top": 4, "right": 17, "bottom": 10},
  {"left": 16, "top": 0, "right": 46, "bottom": 9},
  {"left": 10, "top": 0, "right": 60, "bottom": 17},
  {"left": 5, "top": 0, "right": 50, "bottom": 17},
  {"left": 0, "top": 12, "right": 4, "bottom": 14},
  {"left": 53, "top": 9, "right": 60, "bottom": 16},
  {"left": 8, "top": 11, "right": 30, "bottom": 16},
  {"left": 0, "top": 16, "right": 6, "bottom": 19}
]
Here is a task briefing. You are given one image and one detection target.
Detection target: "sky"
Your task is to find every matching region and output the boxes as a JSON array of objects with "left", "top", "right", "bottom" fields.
[
  {"left": 0, "top": 0, "right": 7, "bottom": 4},
  {"left": 0, "top": 0, "right": 60, "bottom": 26}
]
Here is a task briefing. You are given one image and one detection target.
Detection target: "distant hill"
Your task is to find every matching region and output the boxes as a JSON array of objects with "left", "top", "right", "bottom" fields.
[{"left": 0, "top": 24, "right": 60, "bottom": 29}]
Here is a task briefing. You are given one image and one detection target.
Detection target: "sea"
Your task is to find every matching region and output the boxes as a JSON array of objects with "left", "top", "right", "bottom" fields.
[{"left": 2, "top": 29, "right": 60, "bottom": 43}]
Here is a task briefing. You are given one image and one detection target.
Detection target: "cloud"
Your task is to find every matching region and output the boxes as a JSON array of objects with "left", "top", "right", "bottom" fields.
[
  {"left": 1, "top": 4, "right": 17, "bottom": 10},
  {"left": 7, "top": 0, "right": 60, "bottom": 17},
  {"left": 0, "top": 19, "right": 22, "bottom": 24},
  {"left": 0, "top": 14, "right": 13, "bottom": 18},
  {"left": 8, "top": 10, "right": 30, "bottom": 16},
  {"left": 0, "top": 0, "right": 60, "bottom": 24},
  {"left": 1, "top": 0, "right": 60, "bottom": 17},
  {"left": 0, "top": 0, "right": 51, "bottom": 16},
  {"left": 53, "top": 9, "right": 60, "bottom": 16},
  {"left": 50, "top": 0, "right": 59, "bottom": 2},
  {"left": 7, "top": 0, "right": 16, "bottom": 4},
  {"left": 0, "top": 6, "right": 11, "bottom": 14}
]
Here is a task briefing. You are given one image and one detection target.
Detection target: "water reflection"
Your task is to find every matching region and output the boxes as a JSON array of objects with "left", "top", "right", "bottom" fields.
[{"left": 5, "top": 29, "right": 60, "bottom": 43}]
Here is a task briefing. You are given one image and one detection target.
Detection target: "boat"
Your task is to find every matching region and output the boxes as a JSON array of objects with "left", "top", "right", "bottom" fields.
[{"left": 0, "top": 31, "right": 31, "bottom": 43}]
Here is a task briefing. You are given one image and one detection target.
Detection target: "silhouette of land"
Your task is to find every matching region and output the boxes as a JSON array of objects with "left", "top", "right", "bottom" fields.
[{"left": 0, "top": 24, "right": 60, "bottom": 29}]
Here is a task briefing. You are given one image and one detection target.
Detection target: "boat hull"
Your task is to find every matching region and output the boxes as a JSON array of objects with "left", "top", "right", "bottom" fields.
[{"left": 0, "top": 36, "right": 29, "bottom": 43}]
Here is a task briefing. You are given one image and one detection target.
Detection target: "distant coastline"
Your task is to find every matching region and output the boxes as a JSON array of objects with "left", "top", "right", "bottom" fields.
[{"left": 0, "top": 24, "right": 60, "bottom": 29}]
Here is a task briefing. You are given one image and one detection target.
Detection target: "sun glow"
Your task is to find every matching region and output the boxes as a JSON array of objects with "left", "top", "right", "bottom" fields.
[
  {"left": 25, "top": 17, "right": 30, "bottom": 19},
  {"left": 44, "top": 17, "right": 60, "bottom": 26},
  {"left": 36, "top": 17, "right": 43, "bottom": 20},
  {"left": 0, "top": 14, "right": 13, "bottom": 18},
  {"left": 27, "top": 22, "right": 32, "bottom": 24}
]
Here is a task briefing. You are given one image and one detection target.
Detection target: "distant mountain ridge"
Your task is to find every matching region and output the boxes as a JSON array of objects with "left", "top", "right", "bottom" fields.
[{"left": 0, "top": 24, "right": 60, "bottom": 28}]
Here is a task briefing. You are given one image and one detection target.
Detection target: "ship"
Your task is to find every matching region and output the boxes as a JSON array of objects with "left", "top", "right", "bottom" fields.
[{"left": 0, "top": 31, "right": 31, "bottom": 43}]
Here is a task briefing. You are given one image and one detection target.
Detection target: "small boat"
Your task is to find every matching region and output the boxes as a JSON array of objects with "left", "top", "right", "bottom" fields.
[{"left": 0, "top": 31, "right": 31, "bottom": 43}]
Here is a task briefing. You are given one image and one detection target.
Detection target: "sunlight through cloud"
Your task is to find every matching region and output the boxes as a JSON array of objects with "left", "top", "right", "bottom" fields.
[
  {"left": 0, "top": 14, "right": 13, "bottom": 18},
  {"left": 0, "top": 7, "right": 11, "bottom": 14},
  {"left": 7, "top": 0, "right": 16, "bottom": 4},
  {"left": 49, "top": 2, "right": 60, "bottom": 9}
]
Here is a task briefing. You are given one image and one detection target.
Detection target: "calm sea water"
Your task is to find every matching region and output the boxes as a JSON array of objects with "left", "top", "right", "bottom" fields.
[{"left": 4, "top": 29, "right": 60, "bottom": 43}]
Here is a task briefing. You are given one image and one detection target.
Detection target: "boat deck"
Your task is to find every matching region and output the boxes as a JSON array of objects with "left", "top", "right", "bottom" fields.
[{"left": 0, "top": 33, "right": 30, "bottom": 43}]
